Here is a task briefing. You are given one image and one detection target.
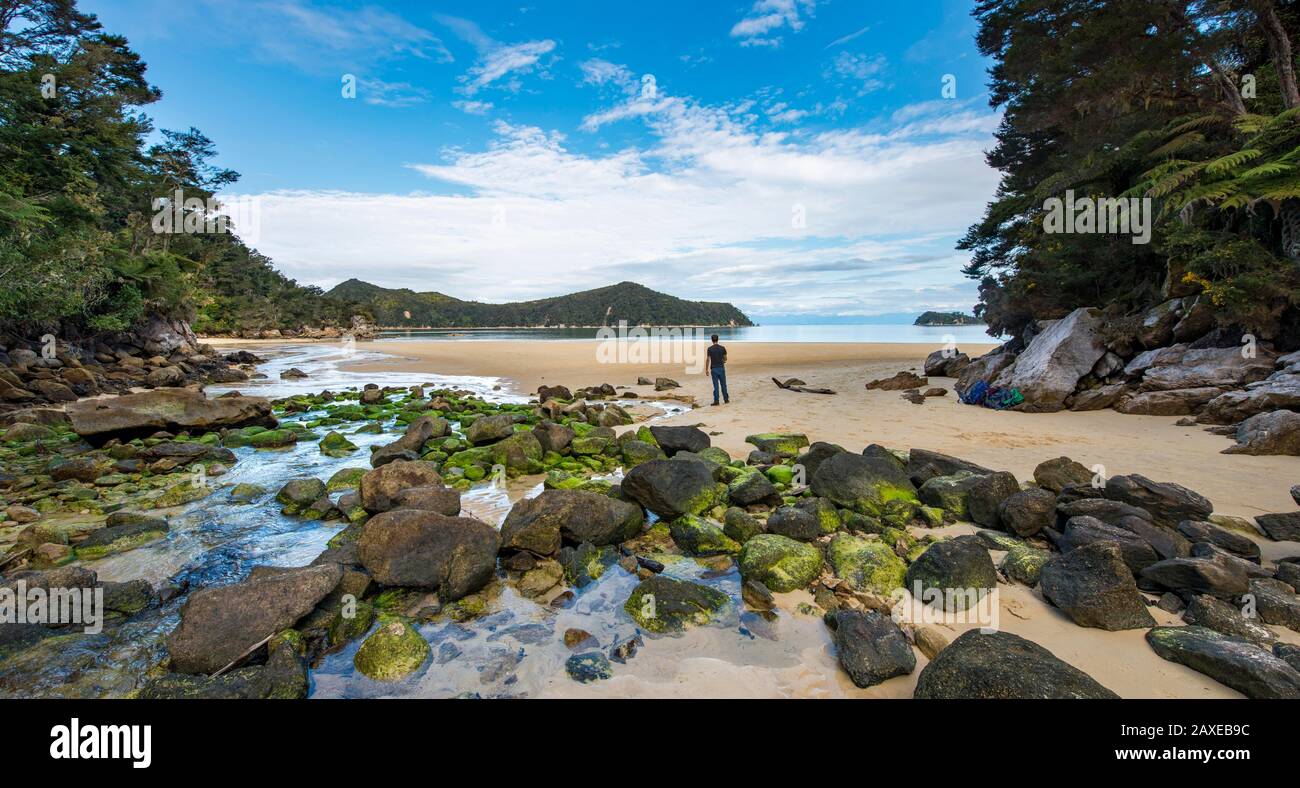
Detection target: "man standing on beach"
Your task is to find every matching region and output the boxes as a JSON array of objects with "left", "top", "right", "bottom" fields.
[{"left": 705, "top": 334, "right": 729, "bottom": 406}]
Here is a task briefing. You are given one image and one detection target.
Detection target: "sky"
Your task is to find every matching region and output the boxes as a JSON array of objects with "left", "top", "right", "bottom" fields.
[{"left": 82, "top": 0, "right": 1001, "bottom": 321}]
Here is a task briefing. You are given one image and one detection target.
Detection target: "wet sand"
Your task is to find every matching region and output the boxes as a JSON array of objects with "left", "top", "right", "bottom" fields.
[{"left": 329, "top": 338, "right": 1300, "bottom": 698}]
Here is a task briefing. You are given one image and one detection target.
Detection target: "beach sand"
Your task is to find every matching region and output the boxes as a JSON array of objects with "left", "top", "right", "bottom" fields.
[{"left": 338, "top": 338, "right": 1300, "bottom": 698}]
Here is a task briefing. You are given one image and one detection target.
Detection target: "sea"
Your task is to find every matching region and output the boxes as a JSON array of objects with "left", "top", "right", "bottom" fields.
[{"left": 379, "top": 323, "right": 997, "bottom": 344}]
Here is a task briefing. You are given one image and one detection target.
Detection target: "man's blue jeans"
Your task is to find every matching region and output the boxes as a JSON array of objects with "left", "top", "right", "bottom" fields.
[{"left": 710, "top": 366, "right": 729, "bottom": 404}]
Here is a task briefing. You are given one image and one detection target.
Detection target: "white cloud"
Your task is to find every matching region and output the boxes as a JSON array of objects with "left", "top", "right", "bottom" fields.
[
  {"left": 452, "top": 100, "right": 495, "bottom": 115},
  {"left": 828, "top": 52, "right": 887, "bottom": 96},
  {"left": 730, "top": 0, "right": 817, "bottom": 48},
  {"left": 437, "top": 14, "right": 557, "bottom": 96},
  {"left": 363, "top": 79, "right": 431, "bottom": 108},
  {"left": 227, "top": 77, "right": 1000, "bottom": 317}
]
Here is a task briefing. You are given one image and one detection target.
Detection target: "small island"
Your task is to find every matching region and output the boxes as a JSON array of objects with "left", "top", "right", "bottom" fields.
[{"left": 913, "top": 310, "right": 983, "bottom": 326}]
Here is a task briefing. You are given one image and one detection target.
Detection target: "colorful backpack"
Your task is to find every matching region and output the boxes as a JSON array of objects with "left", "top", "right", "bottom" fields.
[{"left": 959, "top": 380, "right": 990, "bottom": 406}]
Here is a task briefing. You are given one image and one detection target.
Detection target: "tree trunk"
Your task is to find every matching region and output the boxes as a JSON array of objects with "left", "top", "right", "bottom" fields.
[{"left": 1256, "top": 0, "right": 1300, "bottom": 109}]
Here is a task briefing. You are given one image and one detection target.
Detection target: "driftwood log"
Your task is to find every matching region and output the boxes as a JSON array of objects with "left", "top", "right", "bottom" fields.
[{"left": 772, "top": 377, "right": 836, "bottom": 395}]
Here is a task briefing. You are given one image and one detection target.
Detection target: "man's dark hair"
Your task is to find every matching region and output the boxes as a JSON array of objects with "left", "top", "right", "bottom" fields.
[{"left": 711, "top": 334, "right": 719, "bottom": 342}]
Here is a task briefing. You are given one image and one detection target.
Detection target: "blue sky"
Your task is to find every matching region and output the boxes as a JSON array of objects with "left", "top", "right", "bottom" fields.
[{"left": 83, "top": 0, "right": 1000, "bottom": 320}]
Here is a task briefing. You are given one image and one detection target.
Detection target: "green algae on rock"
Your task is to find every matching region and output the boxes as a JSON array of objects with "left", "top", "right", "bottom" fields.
[
  {"left": 624, "top": 575, "right": 731, "bottom": 633},
  {"left": 738, "top": 534, "right": 823, "bottom": 593},
  {"left": 827, "top": 532, "right": 906, "bottom": 595},
  {"left": 353, "top": 620, "right": 430, "bottom": 681}
]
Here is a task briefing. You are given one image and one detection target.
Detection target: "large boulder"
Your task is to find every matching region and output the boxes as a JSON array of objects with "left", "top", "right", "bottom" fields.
[
  {"left": 359, "top": 461, "right": 443, "bottom": 513},
  {"left": 490, "top": 430, "right": 544, "bottom": 472},
  {"left": 745, "top": 433, "right": 809, "bottom": 458},
  {"left": 621, "top": 459, "right": 718, "bottom": 519},
  {"left": 1250, "top": 578, "right": 1300, "bottom": 632},
  {"left": 356, "top": 511, "right": 499, "bottom": 598},
  {"left": 391, "top": 485, "right": 462, "bottom": 517},
  {"left": 727, "top": 470, "right": 781, "bottom": 507},
  {"left": 66, "top": 389, "right": 274, "bottom": 444},
  {"left": 1060, "top": 515, "right": 1159, "bottom": 574},
  {"left": 1146, "top": 626, "right": 1300, "bottom": 699},
  {"left": 993, "top": 308, "right": 1107, "bottom": 412},
  {"left": 793, "top": 441, "right": 847, "bottom": 479},
  {"left": 1100, "top": 474, "right": 1212, "bottom": 527},
  {"left": 1175, "top": 520, "right": 1260, "bottom": 562},
  {"left": 533, "top": 421, "right": 575, "bottom": 454},
  {"left": 1115, "top": 387, "right": 1224, "bottom": 416},
  {"left": 648, "top": 425, "right": 710, "bottom": 456},
  {"left": 499, "top": 489, "right": 644, "bottom": 555},
  {"left": 1040, "top": 542, "right": 1156, "bottom": 630},
  {"left": 1139, "top": 555, "right": 1249, "bottom": 599},
  {"left": 1139, "top": 346, "right": 1275, "bottom": 391},
  {"left": 811, "top": 451, "right": 918, "bottom": 516},
  {"left": 669, "top": 515, "right": 740, "bottom": 556},
  {"left": 1033, "top": 456, "right": 1093, "bottom": 493},
  {"left": 1201, "top": 371, "right": 1300, "bottom": 423},
  {"left": 903, "top": 536, "right": 997, "bottom": 611},
  {"left": 913, "top": 630, "right": 1118, "bottom": 699},
  {"left": 966, "top": 471, "right": 1021, "bottom": 528},
  {"left": 832, "top": 610, "right": 916, "bottom": 688},
  {"left": 166, "top": 564, "right": 342, "bottom": 674},
  {"left": 1222, "top": 410, "right": 1300, "bottom": 456},
  {"left": 1255, "top": 511, "right": 1300, "bottom": 542},
  {"left": 370, "top": 416, "right": 449, "bottom": 467},
  {"left": 738, "top": 534, "right": 823, "bottom": 592},
  {"left": 917, "top": 471, "right": 983, "bottom": 520}
]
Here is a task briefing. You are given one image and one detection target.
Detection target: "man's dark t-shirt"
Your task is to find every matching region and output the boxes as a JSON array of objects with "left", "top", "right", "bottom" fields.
[{"left": 707, "top": 344, "right": 726, "bottom": 368}]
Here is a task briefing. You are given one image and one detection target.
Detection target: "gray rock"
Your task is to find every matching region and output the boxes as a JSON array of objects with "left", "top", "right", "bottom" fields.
[
  {"left": 357, "top": 510, "right": 499, "bottom": 599},
  {"left": 1139, "top": 555, "right": 1249, "bottom": 599},
  {"left": 914, "top": 630, "right": 1118, "bottom": 699},
  {"left": 904, "top": 536, "right": 997, "bottom": 611},
  {"left": 1040, "top": 542, "right": 1156, "bottom": 630},
  {"left": 1176, "top": 520, "right": 1260, "bottom": 562},
  {"left": 832, "top": 610, "right": 916, "bottom": 688},
  {"left": 1182, "top": 594, "right": 1276, "bottom": 648},
  {"left": 1249, "top": 578, "right": 1300, "bottom": 632},
  {"left": 992, "top": 308, "right": 1107, "bottom": 412},
  {"left": 1100, "top": 473, "right": 1212, "bottom": 527},
  {"left": 647, "top": 425, "right": 710, "bottom": 456},
  {"left": 1222, "top": 410, "right": 1300, "bottom": 456},
  {"left": 1033, "top": 456, "right": 1093, "bottom": 493},
  {"left": 1061, "top": 516, "right": 1159, "bottom": 574},
  {"left": 500, "top": 489, "right": 644, "bottom": 555},
  {"left": 621, "top": 459, "right": 717, "bottom": 519},
  {"left": 966, "top": 471, "right": 1021, "bottom": 529},
  {"left": 998, "top": 488, "right": 1056, "bottom": 537},
  {"left": 1146, "top": 626, "right": 1300, "bottom": 699},
  {"left": 1255, "top": 511, "right": 1300, "bottom": 542}
]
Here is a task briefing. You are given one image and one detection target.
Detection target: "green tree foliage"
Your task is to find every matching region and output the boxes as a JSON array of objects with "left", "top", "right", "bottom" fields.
[
  {"left": 0, "top": 0, "right": 354, "bottom": 337},
  {"left": 960, "top": 0, "right": 1300, "bottom": 340},
  {"left": 328, "top": 279, "right": 752, "bottom": 328}
]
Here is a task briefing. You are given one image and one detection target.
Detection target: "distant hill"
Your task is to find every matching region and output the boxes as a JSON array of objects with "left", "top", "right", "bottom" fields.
[
  {"left": 328, "top": 280, "right": 754, "bottom": 328},
  {"left": 913, "top": 310, "right": 983, "bottom": 326}
]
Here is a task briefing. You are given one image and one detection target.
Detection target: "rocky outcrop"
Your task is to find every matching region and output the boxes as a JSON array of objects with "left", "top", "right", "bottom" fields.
[{"left": 66, "top": 388, "right": 275, "bottom": 443}]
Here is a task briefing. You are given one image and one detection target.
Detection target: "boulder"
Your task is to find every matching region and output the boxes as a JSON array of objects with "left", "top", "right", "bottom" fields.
[
  {"left": 75, "top": 517, "right": 170, "bottom": 559},
  {"left": 1139, "top": 346, "right": 1275, "bottom": 391},
  {"left": 1069, "top": 382, "right": 1129, "bottom": 411},
  {"left": 727, "top": 470, "right": 781, "bottom": 507},
  {"left": 1001, "top": 544, "right": 1052, "bottom": 586},
  {"left": 533, "top": 421, "right": 575, "bottom": 454},
  {"left": 1061, "top": 515, "right": 1159, "bottom": 574},
  {"left": 1175, "top": 520, "right": 1260, "bottom": 562},
  {"left": 276, "top": 477, "right": 327, "bottom": 515},
  {"left": 490, "top": 430, "right": 544, "bottom": 472},
  {"left": 832, "top": 610, "right": 916, "bottom": 688},
  {"left": 745, "top": 433, "right": 809, "bottom": 457},
  {"left": 1250, "top": 578, "right": 1300, "bottom": 632},
  {"left": 913, "top": 630, "right": 1118, "bottom": 698},
  {"left": 827, "top": 532, "right": 906, "bottom": 594},
  {"left": 1100, "top": 474, "right": 1212, "bottom": 527},
  {"left": 917, "top": 471, "right": 983, "bottom": 520},
  {"left": 624, "top": 575, "right": 730, "bottom": 633},
  {"left": 370, "top": 416, "right": 449, "bottom": 467},
  {"left": 1145, "top": 626, "right": 1300, "bottom": 699},
  {"left": 967, "top": 471, "right": 1021, "bottom": 528},
  {"left": 1139, "top": 555, "right": 1249, "bottom": 599},
  {"left": 1201, "top": 372, "right": 1300, "bottom": 423},
  {"left": 669, "top": 515, "right": 740, "bottom": 556},
  {"left": 723, "top": 507, "right": 764, "bottom": 543},
  {"left": 356, "top": 511, "right": 499, "bottom": 598},
  {"left": 738, "top": 534, "right": 823, "bottom": 592},
  {"left": 359, "top": 461, "right": 443, "bottom": 513},
  {"left": 1115, "top": 387, "right": 1223, "bottom": 416},
  {"left": 648, "top": 425, "right": 710, "bottom": 456},
  {"left": 1136, "top": 299, "right": 1182, "bottom": 349},
  {"left": 903, "top": 536, "right": 997, "bottom": 611},
  {"left": 1255, "top": 511, "right": 1300, "bottom": 542},
  {"left": 391, "top": 485, "right": 461, "bottom": 517},
  {"left": 811, "top": 451, "right": 918, "bottom": 516},
  {"left": 1033, "top": 457, "right": 1093, "bottom": 493},
  {"left": 354, "top": 620, "right": 429, "bottom": 680},
  {"left": 1040, "top": 542, "right": 1156, "bottom": 630},
  {"left": 998, "top": 488, "right": 1056, "bottom": 537},
  {"left": 1183, "top": 594, "right": 1276, "bottom": 648},
  {"left": 499, "top": 489, "right": 644, "bottom": 555},
  {"left": 66, "top": 389, "right": 274, "bottom": 443},
  {"left": 465, "top": 413, "right": 516, "bottom": 445},
  {"left": 794, "top": 441, "right": 847, "bottom": 479},
  {"left": 993, "top": 308, "right": 1107, "bottom": 412},
  {"left": 904, "top": 448, "right": 991, "bottom": 486},
  {"left": 1222, "top": 410, "right": 1300, "bottom": 456},
  {"left": 864, "top": 371, "right": 928, "bottom": 390},
  {"left": 167, "top": 563, "right": 342, "bottom": 674},
  {"left": 621, "top": 459, "right": 718, "bottom": 519}
]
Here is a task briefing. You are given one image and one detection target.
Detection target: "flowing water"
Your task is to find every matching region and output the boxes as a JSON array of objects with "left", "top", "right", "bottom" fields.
[{"left": 0, "top": 343, "right": 855, "bottom": 699}]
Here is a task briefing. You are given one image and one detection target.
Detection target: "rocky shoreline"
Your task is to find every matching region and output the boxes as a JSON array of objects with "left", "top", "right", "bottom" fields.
[{"left": 1, "top": 356, "right": 1298, "bottom": 698}]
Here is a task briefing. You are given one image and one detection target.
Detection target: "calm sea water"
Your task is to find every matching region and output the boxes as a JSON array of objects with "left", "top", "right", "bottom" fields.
[{"left": 380, "top": 323, "right": 997, "bottom": 344}]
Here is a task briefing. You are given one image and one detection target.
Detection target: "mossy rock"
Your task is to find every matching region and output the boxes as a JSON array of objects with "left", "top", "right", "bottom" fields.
[
  {"left": 565, "top": 651, "right": 613, "bottom": 683},
  {"left": 765, "top": 464, "right": 795, "bottom": 485},
  {"left": 249, "top": 429, "right": 299, "bottom": 449},
  {"left": 275, "top": 477, "right": 327, "bottom": 515},
  {"left": 229, "top": 483, "right": 267, "bottom": 503},
  {"left": 827, "top": 532, "right": 906, "bottom": 595},
  {"left": 490, "top": 431, "right": 544, "bottom": 473},
  {"left": 149, "top": 481, "right": 210, "bottom": 509},
  {"left": 1001, "top": 544, "right": 1051, "bottom": 586},
  {"left": 745, "top": 433, "right": 810, "bottom": 458},
  {"left": 318, "top": 431, "right": 359, "bottom": 458},
  {"left": 353, "top": 620, "right": 429, "bottom": 681},
  {"left": 326, "top": 467, "right": 367, "bottom": 492},
  {"left": 669, "top": 514, "right": 741, "bottom": 556},
  {"left": 738, "top": 534, "right": 823, "bottom": 593},
  {"left": 624, "top": 575, "right": 731, "bottom": 633}
]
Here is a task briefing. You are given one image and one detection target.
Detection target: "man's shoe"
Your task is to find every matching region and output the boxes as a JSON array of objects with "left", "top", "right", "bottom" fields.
[{"left": 711, "top": 401, "right": 719, "bottom": 406}]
